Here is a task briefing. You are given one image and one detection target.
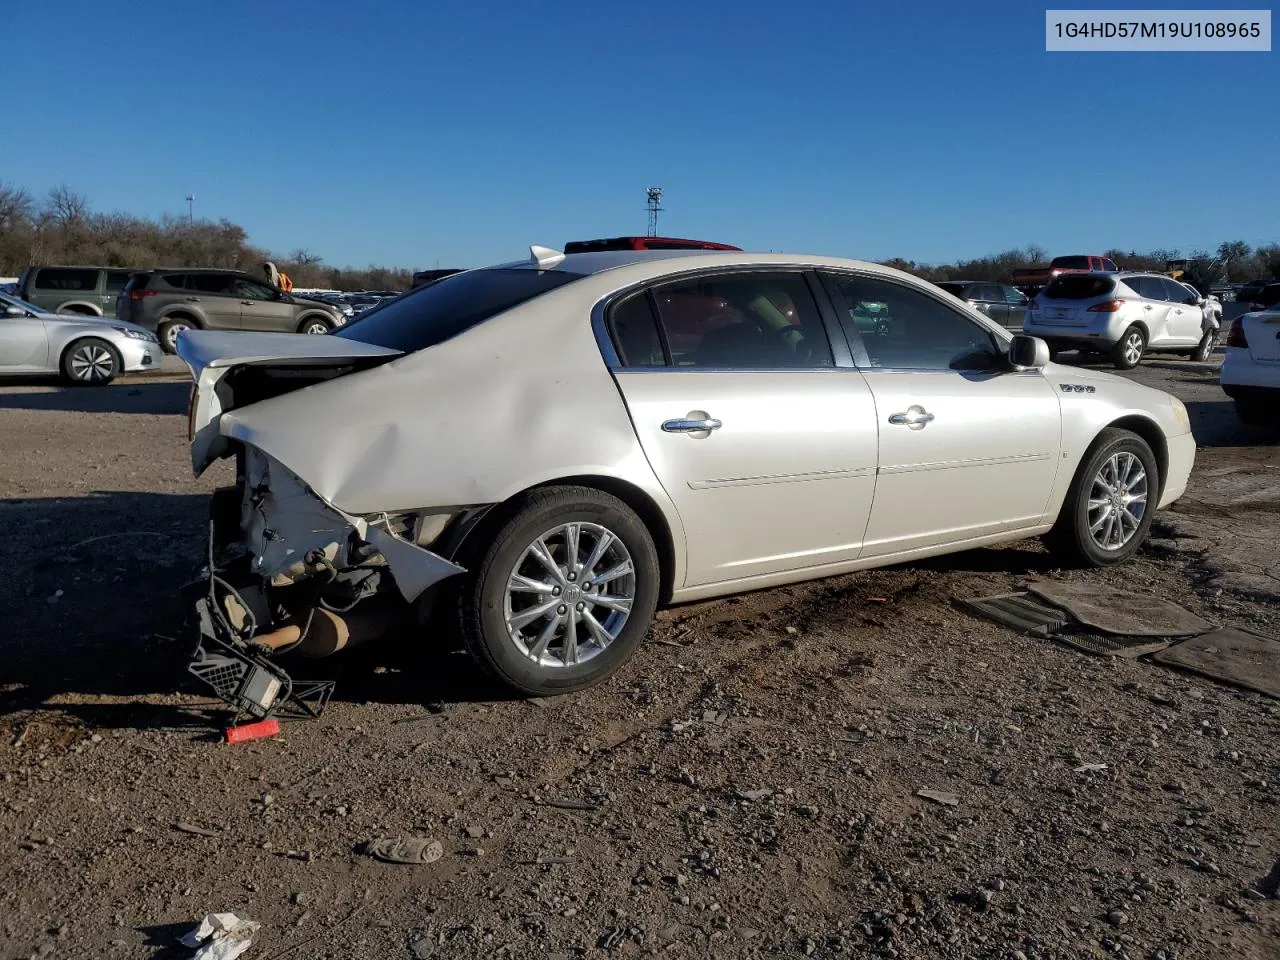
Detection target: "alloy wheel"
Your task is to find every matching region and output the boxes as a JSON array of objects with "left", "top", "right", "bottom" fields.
[
  {"left": 1087, "top": 452, "right": 1148, "bottom": 551},
  {"left": 1123, "top": 331, "right": 1144, "bottom": 366},
  {"left": 303, "top": 321, "right": 330, "bottom": 335},
  {"left": 502, "top": 522, "right": 636, "bottom": 668},
  {"left": 164, "top": 323, "right": 191, "bottom": 350},
  {"left": 69, "top": 344, "right": 115, "bottom": 382}
]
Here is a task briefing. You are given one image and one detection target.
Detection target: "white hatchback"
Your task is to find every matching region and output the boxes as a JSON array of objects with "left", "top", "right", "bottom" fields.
[{"left": 177, "top": 248, "right": 1196, "bottom": 715}]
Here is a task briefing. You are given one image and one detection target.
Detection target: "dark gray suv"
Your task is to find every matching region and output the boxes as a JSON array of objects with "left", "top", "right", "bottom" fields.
[{"left": 117, "top": 269, "right": 346, "bottom": 352}]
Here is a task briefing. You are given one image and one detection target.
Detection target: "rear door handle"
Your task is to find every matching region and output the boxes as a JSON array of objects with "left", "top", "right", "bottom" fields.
[
  {"left": 662, "top": 417, "right": 722, "bottom": 434},
  {"left": 888, "top": 406, "right": 934, "bottom": 429}
]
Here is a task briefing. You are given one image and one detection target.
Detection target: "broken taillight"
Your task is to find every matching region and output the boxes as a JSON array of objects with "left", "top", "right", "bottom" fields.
[{"left": 1225, "top": 319, "right": 1248, "bottom": 349}]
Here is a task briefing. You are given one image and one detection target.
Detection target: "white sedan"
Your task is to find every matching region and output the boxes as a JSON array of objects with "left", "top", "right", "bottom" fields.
[
  {"left": 1221, "top": 308, "right": 1280, "bottom": 423},
  {"left": 177, "top": 247, "right": 1196, "bottom": 715}
]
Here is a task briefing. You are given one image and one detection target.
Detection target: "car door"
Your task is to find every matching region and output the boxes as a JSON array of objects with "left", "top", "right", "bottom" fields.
[
  {"left": 976, "top": 284, "right": 1009, "bottom": 327},
  {"left": 0, "top": 300, "right": 51, "bottom": 371},
  {"left": 232, "top": 277, "right": 296, "bottom": 332},
  {"left": 102, "top": 270, "right": 132, "bottom": 318},
  {"left": 1127, "top": 276, "right": 1172, "bottom": 343},
  {"left": 1001, "top": 285, "right": 1029, "bottom": 330},
  {"left": 1161, "top": 278, "right": 1205, "bottom": 344},
  {"left": 182, "top": 273, "right": 245, "bottom": 330},
  {"left": 603, "top": 271, "right": 879, "bottom": 588},
  {"left": 819, "top": 271, "right": 1063, "bottom": 558}
]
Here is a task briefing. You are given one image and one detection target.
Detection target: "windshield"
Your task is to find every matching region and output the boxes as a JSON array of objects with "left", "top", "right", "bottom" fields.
[
  {"left": 0, "top": 292, "right": 48, "bottom": 314},
  {"left": 335, "top": 267, "right": 583, "bottom": 352}
]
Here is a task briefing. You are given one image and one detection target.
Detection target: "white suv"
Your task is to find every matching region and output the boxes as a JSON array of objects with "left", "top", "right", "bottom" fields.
[
  {"left": 1025, "top": 272, "right": 1216, "bottom": 369},
  {"left": 1221, "top": 309, "right": 1280, "bottom": 424}
]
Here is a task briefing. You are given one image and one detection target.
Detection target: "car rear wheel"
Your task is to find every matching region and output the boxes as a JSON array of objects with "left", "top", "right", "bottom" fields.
[
  {"left": 1043, "top": 428, "right": 1159, "bottom": 567},
  {"left": 1191, "top": 328, "right": 1217, "bottom": 362},
  {"left": 457, "top": 486, "right": 660, "bottom": 696},
  {"left": 1111, "top": 326, "right": 1146, "bottom": 369},
  {"left": 61, "top": 338, "right": 120, "bottom": 386},
  {"left": 158, "top": 318, "right": 195, "bottom": 354},
  {"left": 299, "top": 317, "right": 333, "bottom": 335}
]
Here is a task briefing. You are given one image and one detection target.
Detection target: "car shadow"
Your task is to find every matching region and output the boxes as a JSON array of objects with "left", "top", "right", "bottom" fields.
[
  {"left": 0, "top": 379, "right": 190, "bottom": 416},
  {"left": 1186, "top": 398, "right": 1280, "bottom": 447},
  {"left": 0, "top": 491, "right": 511, "bottom": 734}
]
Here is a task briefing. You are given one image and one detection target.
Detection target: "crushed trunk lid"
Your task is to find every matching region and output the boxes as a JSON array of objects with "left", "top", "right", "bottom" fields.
[{"left": 177, "top": 330, "right": 402, "bottom": 473}]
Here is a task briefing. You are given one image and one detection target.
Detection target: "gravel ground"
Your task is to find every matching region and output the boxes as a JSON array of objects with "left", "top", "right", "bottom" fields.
[{"left": 0, "top": 352, "right": 1277, "bottom": 960}]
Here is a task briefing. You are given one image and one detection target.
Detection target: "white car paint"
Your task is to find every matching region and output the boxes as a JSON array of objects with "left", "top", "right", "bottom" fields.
[
  {"left": 181, "top": 251, "right": 1195, "bottom": 608},
  {"left": 1221, "top": 309, "right": 1280, "bottom": 393}
]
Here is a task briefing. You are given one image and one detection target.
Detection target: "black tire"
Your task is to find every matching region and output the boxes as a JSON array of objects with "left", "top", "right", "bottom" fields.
[
  {"left": 1110, "top": 325, "right": 1146, "bottom": 369},
  {"left": 1191, "top": 328, "right": 1217, "bottom": 362},
  {"left": 1043, "top": 428, "right": 1159, "bottom": 567},
  {"left": 60, "top": 337, "right": 120, "bottom": 386},
  {"left": 457, "top": 486, "right": 660, "bottom": 696},
  {"left": 298, "top": 316, "right": 333, "bottom": 335},
  {"left": 158, "top": 317, "right": 198, "bottom": 354}
]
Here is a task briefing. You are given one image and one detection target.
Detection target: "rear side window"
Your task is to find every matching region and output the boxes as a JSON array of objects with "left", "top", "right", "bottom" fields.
[
  {"left": 189, "top": 274, "right": 237, "bottom": 294},
  {"left": 607, "top": 293, "right": 665, "bottom": 367},
  {"left": 35, "top": 268, "right": 98, "bottom": 291},
  {"left": 935, "top": 283, "right": 968, "bottom": 300},
  {"left": 1050, "top": 256, "right": 1090, "bottom": 270},
  {"left": 650, "top": 272, "right": 833, "bottom": 369},
  {"left": 1044, "top": 275, "right": 1115, "bottom": 300},
  {"left": 335, "top": 268, "right": 582, "bottom": 352}
]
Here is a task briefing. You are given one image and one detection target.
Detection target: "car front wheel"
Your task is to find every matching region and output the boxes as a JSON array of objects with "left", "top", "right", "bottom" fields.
[
  {"left": 1111, "top": 326, "right": 1146, "bottom": 369},
  {"left": 299, "top": 317, "right": 333, "bottom": 335},
  {"left": 1044, "top": 427, "right": 1159, "bottom": 566},
  {"left": 61, "top": 338, "right": 120, "bottom": 385},
  {"left": 458, "top": 486, "right": 660, "bottom": 696}
]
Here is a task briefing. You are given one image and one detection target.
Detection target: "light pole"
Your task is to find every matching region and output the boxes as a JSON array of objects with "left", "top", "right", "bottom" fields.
[{"left": 185, "top": 194, "right": 195, "bottom": 222}]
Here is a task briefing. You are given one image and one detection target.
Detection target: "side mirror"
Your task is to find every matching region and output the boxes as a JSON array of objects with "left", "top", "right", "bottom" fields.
[
  {"left": 4, "top": 305, "right": 23, "bottom": 316},
  {"left": 1009, "top": 334, "right": 1050, "bottom": 370}
]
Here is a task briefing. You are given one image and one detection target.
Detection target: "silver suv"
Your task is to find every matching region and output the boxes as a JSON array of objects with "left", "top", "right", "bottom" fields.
[
  {"left": 117, "top": 269, "right": 346, "bottom": 353},
  {"left": 1024, "top": 272, "right": 1215, "bottom": 369}
]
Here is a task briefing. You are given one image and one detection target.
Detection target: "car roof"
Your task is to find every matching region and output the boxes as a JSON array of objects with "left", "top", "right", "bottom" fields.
[{"left": 489, "top": 249, "right": 914, "bottom": 281}]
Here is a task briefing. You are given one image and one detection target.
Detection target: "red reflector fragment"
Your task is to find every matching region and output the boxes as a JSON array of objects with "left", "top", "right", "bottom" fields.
[{"left": 225, "top": 718, "right": 281, "bottom": 744}]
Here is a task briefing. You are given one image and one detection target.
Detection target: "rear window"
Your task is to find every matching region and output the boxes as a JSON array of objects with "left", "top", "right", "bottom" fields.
[
  {"left": 1044, "top": 275, "right": 1115, "bottom": 300},
  {"left": 935, "top": 283, "right": 968, "bottom": 299},
  {"left": 35, "top": 267, "right": 98, "bottom": 291},
  {"left": 335, "top": 268, "right": 582, "bottom": 352},
  {"left": 1050, "top": 256, "right": 1091, "bottom": 270}
]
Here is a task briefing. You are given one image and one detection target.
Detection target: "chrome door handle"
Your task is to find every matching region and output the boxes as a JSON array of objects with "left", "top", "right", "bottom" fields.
[
  {"left": 1144, "top": 305, "right": 1153, "bottom": 310},
  {"left": 888, "top": 406, "right": 934, "bottom": 429},
  {"left": 185, "top": 297, "right": 201, "bottom": 302},
  {"left": 662, "top": 417, "right": 722, "bottom": 434}
]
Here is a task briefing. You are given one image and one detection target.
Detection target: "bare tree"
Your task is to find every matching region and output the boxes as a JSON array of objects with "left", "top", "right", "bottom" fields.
[
  {"left": 0, "top": 182, "right": 35, "bottom": 230},
  {"left": 45, "top": 185, "right": 90, "bottom": 227}
]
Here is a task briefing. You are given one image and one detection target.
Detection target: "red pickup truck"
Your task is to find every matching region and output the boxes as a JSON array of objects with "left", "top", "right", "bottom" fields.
[{"left": 1010, "top": 254, "right": 1118, "bottom": 290}]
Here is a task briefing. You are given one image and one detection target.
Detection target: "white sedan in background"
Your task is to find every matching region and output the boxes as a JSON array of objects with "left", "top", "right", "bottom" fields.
[
  {"left": 176, "top": 247, "right": 1195, "bottom": 716},
  {"left": 0, "top": 291, "right": 162, "bottom": 384},
  {"left": 1221, "top": 308, "right": 1280, "bottom": 424}
]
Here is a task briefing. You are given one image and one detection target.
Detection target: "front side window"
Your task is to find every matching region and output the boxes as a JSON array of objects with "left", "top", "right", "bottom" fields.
[
  {"left": 231, "top": 278, "right": 278, "bottom": 300},
  {"left": 649, "top": 272, "right": 833, "bottom": 369},
  {"left": 35, "top": 268, "right": 98, "bottom": 291},
  {"left": 821, "top": 272, "right": 1005, "bottom": 372},
  {"left": 1003, "top": 285, "right": 1028, "bottom": 304}
]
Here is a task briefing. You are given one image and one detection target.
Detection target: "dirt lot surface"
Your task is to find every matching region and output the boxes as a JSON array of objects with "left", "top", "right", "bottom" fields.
[{"left": 1, "top": 353, "right": 1277, "bottom": 960}]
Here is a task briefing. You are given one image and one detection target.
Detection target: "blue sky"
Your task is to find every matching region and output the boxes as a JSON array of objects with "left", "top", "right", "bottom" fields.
[{"left": 3, "top": 0, "right": 1276, "bottom": 269}]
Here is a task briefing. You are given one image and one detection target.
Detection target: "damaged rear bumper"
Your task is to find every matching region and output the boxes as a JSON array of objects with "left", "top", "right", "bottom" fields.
[{"left": 186, "top": 445, "right": 465, "bottom": 719}]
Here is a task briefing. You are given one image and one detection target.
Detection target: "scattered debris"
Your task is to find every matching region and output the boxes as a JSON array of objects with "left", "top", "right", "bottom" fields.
[
  {"left": 174, "top": 822, "right": 221, "bottom": 838},
  {"left": 364, "top": 837, "right": 444, "bottom": 865},
  {"left": 1024, "top": 581, "right": 1213, "bottom": 637},
  {"left": 1074, "top": 763, "right": 1109, "bottom": 774},
  {"left": 737, "top": 789, "right": 773, "bottom": 802},
  {"left": 542, "top": 798, "right": 602, "bottom": 812},
  {"left": 1152, "top": 627, "right": 1279, "bottom": 700},
  {"left": 225, "top": 718, "right": 281, "bottom": 745},
  {"left": 917, "top": 788, "right": 960, "bottom": 807},
  {"left": 179, "top": 912, "right": 260, "bottom": 960}
]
